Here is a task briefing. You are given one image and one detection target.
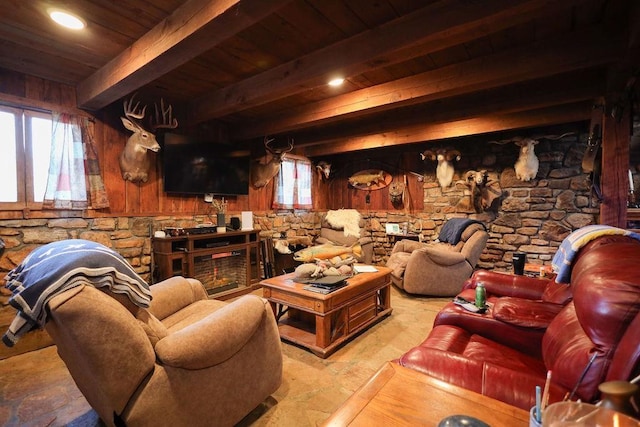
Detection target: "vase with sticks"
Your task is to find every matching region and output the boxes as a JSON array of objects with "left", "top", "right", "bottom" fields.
[{"left": 212, "top": 198, "right": 227, "bottom": 232}]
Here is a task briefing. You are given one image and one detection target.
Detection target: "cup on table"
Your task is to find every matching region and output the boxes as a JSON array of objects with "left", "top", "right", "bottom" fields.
[
  {"left": 530, "top": 406, "right": 542, "bottom": 427},
  {"left": 513, "top": 252, "right": 526, "bottom": 275}
]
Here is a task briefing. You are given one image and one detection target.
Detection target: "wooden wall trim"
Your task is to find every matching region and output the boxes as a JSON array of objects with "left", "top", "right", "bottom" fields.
[{"left": 600, "top": 102, "right": 631, "bottom": 227}]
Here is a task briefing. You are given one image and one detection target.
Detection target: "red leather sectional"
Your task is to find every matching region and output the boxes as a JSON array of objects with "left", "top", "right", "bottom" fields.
[{"left": 398, "top": 235, "right": 640, "bottom": 411}]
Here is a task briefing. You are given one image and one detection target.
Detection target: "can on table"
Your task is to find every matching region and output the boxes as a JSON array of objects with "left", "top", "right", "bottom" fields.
[{"left": 475, "top": 283, "right": 486, "bottom": 308}]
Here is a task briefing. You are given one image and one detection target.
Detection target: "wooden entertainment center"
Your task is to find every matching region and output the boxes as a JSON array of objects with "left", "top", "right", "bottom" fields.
[{"left": 152, "top": 229, "right": 261, "bottom": 299}]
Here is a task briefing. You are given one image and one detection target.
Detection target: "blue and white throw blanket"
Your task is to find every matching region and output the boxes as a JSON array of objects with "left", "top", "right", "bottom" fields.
[
  {"left": 2, "top": 239, "right": 152, "bottom": 347},
  {"left": 552, "top": 225, "right": 640, "bottom": 284}
]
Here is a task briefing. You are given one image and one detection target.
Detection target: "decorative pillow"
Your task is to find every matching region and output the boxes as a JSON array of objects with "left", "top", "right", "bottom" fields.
[{"left": 2, "top": 239, "right": 152, "bottom": 347}]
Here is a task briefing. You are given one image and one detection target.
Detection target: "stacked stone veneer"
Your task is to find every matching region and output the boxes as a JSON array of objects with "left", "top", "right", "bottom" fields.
[
  {"left": 0, "top": 133, "right": 595, "bottom": 357},
  {"left": 259, "top": 133, "right": 597, "bottom": 270}
]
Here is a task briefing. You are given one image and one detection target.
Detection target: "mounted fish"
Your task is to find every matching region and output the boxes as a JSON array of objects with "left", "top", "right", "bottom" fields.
[
  {"left": 348, "top": 169, "right": 391, "bottom": 190},
  {"left": 293, "top": 243, "right": 362, "bottom": 263}
]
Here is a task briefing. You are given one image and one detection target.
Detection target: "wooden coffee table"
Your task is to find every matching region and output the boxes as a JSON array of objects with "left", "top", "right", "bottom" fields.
[
  {"left": 322, "top": 362, "right": 529, "bottom": 426},
  {"left": 261, "top": 267, "right": 392, "bottom": 358}
]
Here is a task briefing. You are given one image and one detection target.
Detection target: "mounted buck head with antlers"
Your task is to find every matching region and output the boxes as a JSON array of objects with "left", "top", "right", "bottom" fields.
[
  {"left": 420, "top": 148, "right": 462, "bottom": 189},
  {"left": 251, "top": 136, "right": 294, "bottom": 188},
  {"left": 119, "top": 94, "right": 177, "bottom": 183}
]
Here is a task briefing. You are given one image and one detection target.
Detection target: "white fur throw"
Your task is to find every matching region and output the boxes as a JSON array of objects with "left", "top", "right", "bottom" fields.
[{"left": 326, "top": 209, "right": 361, "bottom": 238}]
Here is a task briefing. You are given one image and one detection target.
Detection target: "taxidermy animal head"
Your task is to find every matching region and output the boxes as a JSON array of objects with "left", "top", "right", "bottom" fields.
[
  {"left": 119, "top": 94, "right": 177, "bottom": 183},
  {"left": 420, "top": 148, "right": 462, "bottom": 189},
  {"left": 489, "top": 133, "right": 572, "bottom": 182},
  {"left": 316, "top": 161, "right": 332, "bottom": 180},
  {"left": 251, "top": 136, "right": 294, "bottom": 188},
  {"left": 464, "top": 169, "right": 490, "bottom": 212},
  {"left": 514, "top": 139, "right": 539, "bottom": 181}
]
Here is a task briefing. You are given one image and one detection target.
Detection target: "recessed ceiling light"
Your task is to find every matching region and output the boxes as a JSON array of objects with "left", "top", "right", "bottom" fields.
[
  {"left": 49, "top": 9, "right": 86, "bottom": 30},
  {"left": 328, "top": 78, "right": 345, "bottom": 87}
]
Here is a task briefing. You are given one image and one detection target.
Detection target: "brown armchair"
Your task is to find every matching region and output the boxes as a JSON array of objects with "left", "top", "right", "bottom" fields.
[
  {"left": 45, "top": 276, "right": 283, "bottom": 427},
  {"left": 386, "top": 219, "right": 488, "bottom": 296}
]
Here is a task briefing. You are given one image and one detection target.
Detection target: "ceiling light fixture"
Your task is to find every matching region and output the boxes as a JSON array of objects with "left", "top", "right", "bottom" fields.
[
  {"left": 328, "top": 78, "right": 345, "bottom": 87},
  {"left": 49, "top": 9, "right": 86, "bottom": 30}
]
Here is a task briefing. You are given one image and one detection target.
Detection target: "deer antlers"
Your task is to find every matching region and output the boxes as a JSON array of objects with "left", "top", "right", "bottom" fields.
[
  {"left": 154, "top": 98, "right": 178, "bottom": 130},
  {"left": 265, "top": 136, "right": 294, "bottom": 157},
  {"left": 123, "top": 93, "right": 178, "bottom": 131}
]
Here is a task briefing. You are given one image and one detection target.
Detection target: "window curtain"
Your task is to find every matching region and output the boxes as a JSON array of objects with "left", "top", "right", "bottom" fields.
[
  {"left": 43, "top": 113, "right": 109, "bottom": 209},
  {"left": 272, "top": 157, "right": 312, "bottom": 209}
]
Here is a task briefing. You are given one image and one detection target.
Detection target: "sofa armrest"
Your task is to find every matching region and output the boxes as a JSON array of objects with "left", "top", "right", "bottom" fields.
[
  {"left": 358, "top": 237, "right": 373, "bottom": 245},
  {"left": 155, "top": 295, "right": 267, "bottom": 369},
  {"left": 391, "top": 239, "right": 427, "bottom": 255},
  {"left": 149, "top": 276, "right": 208, "bottom": 320},
  {"left": 462, "top": 270, "right": 550, "bottom": 299},
  {"left": 492, "top": 297, "right": 564, "bottom": 328},
  {"left": 416, "top": 246, "right": 467, "bottom": 266},
  {"left": 434, "top": 302, "right": 545, "bottom": 356}
]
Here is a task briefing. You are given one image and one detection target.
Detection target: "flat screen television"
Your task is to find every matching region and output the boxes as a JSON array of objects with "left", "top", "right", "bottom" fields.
[{"left": 161, "top": 133, "right": 250, "bottom": 195}]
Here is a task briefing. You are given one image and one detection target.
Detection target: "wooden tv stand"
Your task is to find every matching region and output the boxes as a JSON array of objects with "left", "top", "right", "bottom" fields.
[{"left": 152, "top": 229, "right": 261, "bottom": 299}]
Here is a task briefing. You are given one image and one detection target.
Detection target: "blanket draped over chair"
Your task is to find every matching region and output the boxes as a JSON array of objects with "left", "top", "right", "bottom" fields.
[
  {"left": 2, "top": 239, "right": 151, "bottom": 347},
  {"left": 551, "top": 225, "right": 640, "bottom": 283},
  {"left": 325, "top": 209, "right": 361, "bottom": 237}
]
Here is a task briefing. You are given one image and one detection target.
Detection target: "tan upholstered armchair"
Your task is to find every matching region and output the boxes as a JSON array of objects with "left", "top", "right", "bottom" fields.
[
  {"left": 386, "top": 219, "right": 488, "bottom": 296},
  {"left": 314, "top": 209, "right": 373, "bottom": 264},
  {"left": 45, "top": 276, "right": 283, "bottom": 427}
]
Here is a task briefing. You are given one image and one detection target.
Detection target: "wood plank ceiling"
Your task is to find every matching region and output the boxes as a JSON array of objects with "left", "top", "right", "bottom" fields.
[{"left": 0, "top": 0, "right": 638, "bottom": 158}]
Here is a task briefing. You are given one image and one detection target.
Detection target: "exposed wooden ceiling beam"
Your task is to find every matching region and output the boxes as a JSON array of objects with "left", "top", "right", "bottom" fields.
[
  {"left": 292, "top": 68, "right": 604, "bottom": 150},
  {"left": 234, "top": 27, "right": 625, "bottom": 140},
  {"left": 76, "top": 0, "right": 293, "bottom": 110},
  {"left": 189, "top": 0, "right": 591, "bottom": 124},
  {"left": 300, "top": 102, "right": 592, "bottom": 157}
]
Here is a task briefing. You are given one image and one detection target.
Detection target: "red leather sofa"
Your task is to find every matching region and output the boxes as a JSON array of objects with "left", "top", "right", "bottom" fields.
[{"left": 398, "top": 235, "right": 640, "bottom": 411}]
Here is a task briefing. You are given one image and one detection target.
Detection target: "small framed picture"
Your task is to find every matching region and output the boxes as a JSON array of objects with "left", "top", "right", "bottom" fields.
[{"left": 385, "top": 223, "right": 400, "bottom": 234}]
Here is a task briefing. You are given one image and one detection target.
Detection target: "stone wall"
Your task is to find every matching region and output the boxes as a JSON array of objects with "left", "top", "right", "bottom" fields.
[{"left": 257, "top": 133, "right": 597, "bottom": 270}]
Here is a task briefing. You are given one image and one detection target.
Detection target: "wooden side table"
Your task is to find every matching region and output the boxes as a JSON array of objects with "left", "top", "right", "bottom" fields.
[{"left": 322, "top": 362, "right": 529, "bottom": 426}]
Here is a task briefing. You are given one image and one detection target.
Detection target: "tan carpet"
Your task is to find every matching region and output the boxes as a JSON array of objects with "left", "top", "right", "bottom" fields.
[{"left": 0, "top": 286, "right": 449, "bottom": 427}]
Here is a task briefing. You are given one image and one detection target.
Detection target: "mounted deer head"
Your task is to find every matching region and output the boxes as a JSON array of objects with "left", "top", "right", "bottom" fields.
[
  {"left": 251, "top": 136, "right": 294, "bottom": 188},
  {"left": 420, "top": 148, "right": 461, "bottom": 189},
  {"left": 316, "top": 161, "right": 332, "bottom": 180},
  {"left": 119, "top": 94, "right": 177, "bottom": 183}
]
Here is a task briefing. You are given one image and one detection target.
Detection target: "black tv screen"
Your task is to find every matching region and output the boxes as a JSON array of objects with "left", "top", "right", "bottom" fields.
[{"left": 161, "top": 133, "right": 250, "bottom": 195}]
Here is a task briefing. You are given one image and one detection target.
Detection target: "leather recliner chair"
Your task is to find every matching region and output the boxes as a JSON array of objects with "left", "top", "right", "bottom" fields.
[
  {"left": 45, "top": 276, "right": 283, "bottom": 427},
  {"left": 385, "top": 220, "right": 488, "bottom": 296},
  {"left": 398, "top": 234, "right": 640, "bottom": 411}
]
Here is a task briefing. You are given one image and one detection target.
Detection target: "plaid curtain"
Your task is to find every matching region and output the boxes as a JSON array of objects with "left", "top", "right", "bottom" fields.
[
  {"left": 272, "top": 157, "right": 312, "bottom": 209},
  {"left": 43, "top": 113, "right": 109, "bottom": 210}
]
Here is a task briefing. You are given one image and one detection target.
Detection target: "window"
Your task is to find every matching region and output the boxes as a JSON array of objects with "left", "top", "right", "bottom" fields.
[
  {"left": 272, "top": 156, "right": 312, "bottom": 209},
  {"left": 0, "top": 106, "right": 52, "bottom": 209}
]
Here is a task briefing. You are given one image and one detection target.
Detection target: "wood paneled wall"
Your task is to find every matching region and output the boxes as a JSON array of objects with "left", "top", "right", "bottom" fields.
[{"left": 0, "top": 68, "right": 425, "bottom": 218}]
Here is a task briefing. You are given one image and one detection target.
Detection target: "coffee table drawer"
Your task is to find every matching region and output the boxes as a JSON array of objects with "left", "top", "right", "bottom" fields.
[{"left": 348, "top": 295, "right": 377, "bottom": 332}]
